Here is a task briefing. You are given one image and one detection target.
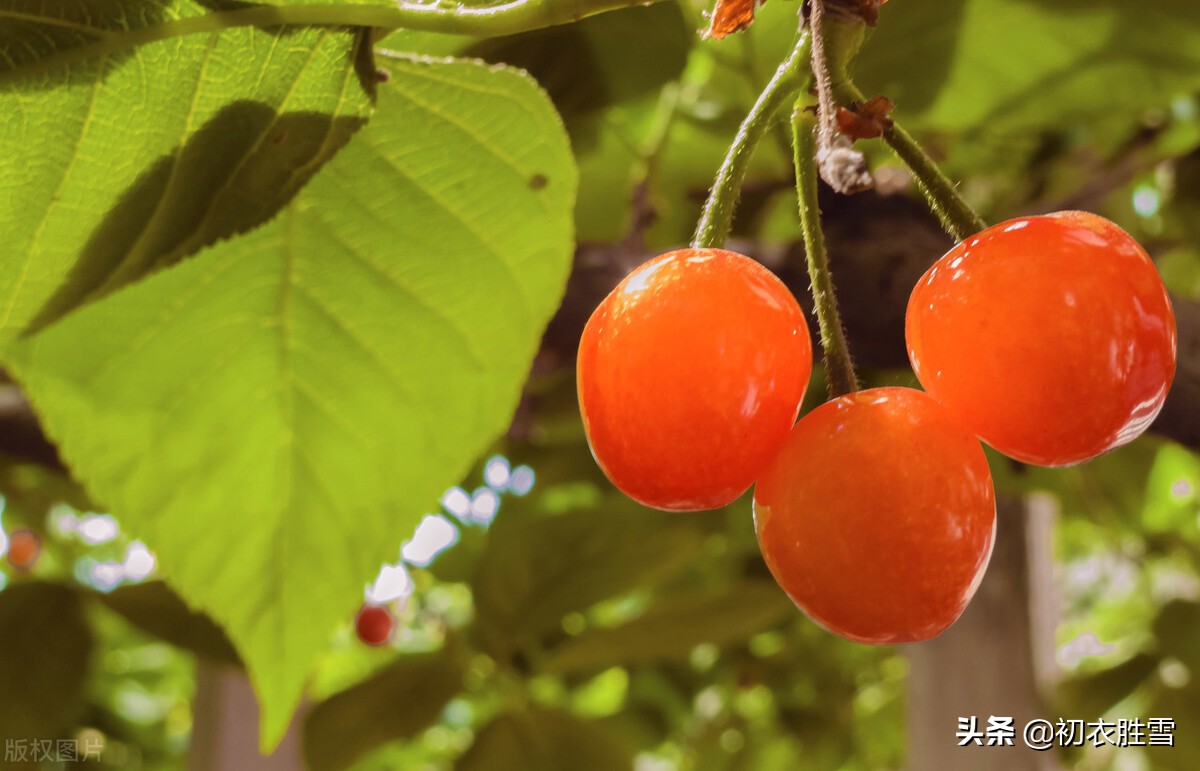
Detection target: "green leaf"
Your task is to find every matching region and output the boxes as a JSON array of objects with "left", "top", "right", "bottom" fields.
[
  {"left": 303, "top": 648, "right": 464, "bottom": 771},
  {"left": 470, "top": 505, "right": 705, "bottom": 659},
  {"left": 543, "top": 581, "right": 794, "bottom": 673},
  {"left": 460, "top": 2, "right": 691, "bottom": 241},
  {"left": 7, "top": 56, "right": 575, "bottom": 748},
  {"left": 857, "top": 0, "right": 1200, "bottom": 130},
  {"left": 1143, "top": 444, "right": 1200, "bottom": 534},
  {"left": 1142, "top": 685, "right": 1200, "bottom": 770},
  {"left": 0, "top": 10, "right": 376, "bottom": 341},
  {"left": 0, "top": 0, "right": 402, "bottom": 74},
  {"left": 1153, "top": 599, "right": 1200, "bottom": 672},
  {"left": 93, "top": 581, "right": 241, "bottom": 666},
  {"left": 0, "top": 583, "right": 92, "bottom": 760},
  {"left": 457, "top": 709, "right": 634, "bottom": 771},
  {"left": 1055, "top": 653, "right": 1159, "bottom": 719},
  {"left": 461, "top": 3, "right": 689, "bottom": 126}
]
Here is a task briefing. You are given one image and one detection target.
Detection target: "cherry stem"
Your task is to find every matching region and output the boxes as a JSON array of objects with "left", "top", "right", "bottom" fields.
[
  {"left": 691, "top": 28, "right": 812, "bottom": 250},
  {"left": 791, "top": 105, "right": 860, "bottom": 398},
  {"left": 808, "top": 0, "right": 838, "bottom": 156},
  {"left": 833, "top": 79, "right": 988, "bottom": 240}
]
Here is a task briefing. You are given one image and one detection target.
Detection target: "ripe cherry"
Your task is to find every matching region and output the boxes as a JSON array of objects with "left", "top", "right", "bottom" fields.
[
  {"left": 754, "top": 387, "right": 995, "bottom": 644},
  {"left": 578, "top": 248, "right": 812, "bottom": 511},
  {"left": 906, "top": 211, "right": 1176, "bottom": 466},
  {"left": 6, "top": 528, "right": 41, "bottom": 571},
  {"left": 355, "top": 604, "right": 395, "bottom": 646}
]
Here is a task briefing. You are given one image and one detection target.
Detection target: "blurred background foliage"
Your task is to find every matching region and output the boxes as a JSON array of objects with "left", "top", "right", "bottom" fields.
[{"left": 2, "top": 0, "right": 1199, "bottom": 768}]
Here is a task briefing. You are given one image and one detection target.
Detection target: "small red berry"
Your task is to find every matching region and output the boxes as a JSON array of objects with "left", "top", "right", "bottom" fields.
[
  {"left": 754, "top": 387, "right": 995, "bottom": 644},
  {"left": 906, "top": 212, "right": 1176, "bottom": 466},
  {"left": 578, "top": 248, "right": 813, "bottom": 511},
  {"left": 6, "top": 529, "right": 41, "bottom": 571},
  {"left": 354, "top": 604, "right": 395, "bottom": 646}
]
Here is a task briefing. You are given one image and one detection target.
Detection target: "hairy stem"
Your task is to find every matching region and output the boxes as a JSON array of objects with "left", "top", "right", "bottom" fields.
[
  {"left": 691, "top": 29, "right": 812, "bottom": 249},
  {"left": 792, "top": 106, "right": 859, "bottom": 397},
  {"left": 834, "top": 81, "right": 986, "bottom": 240},
  {"left": 808, "top": 0, "right": 837, "bottom": 152}
]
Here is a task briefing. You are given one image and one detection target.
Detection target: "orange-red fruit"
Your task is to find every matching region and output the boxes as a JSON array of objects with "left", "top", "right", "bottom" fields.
[
  {"left": 754, "top": 387, "right": 995, "bottom": 644},
  {"left": 6, "top": 529, "right": 41, "bottom": 571},
  {"left": 578, "top": 248, "right": 813, "bottom": 511},
  {"left": 907, "top": 212, "right": 1176, "bottom": 467},
  {"left": 355, "top": 604, "right": 395, "bottom": 646}
]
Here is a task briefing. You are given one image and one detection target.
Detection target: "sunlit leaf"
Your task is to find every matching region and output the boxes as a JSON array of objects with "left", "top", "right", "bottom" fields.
[
  {"left": 857, "top": 0, "right": 1200, "bottom": 130},
  {"left": 7, "top": 56, "right": 575, "bottom": 748},
  {"left": 0, "top": 7, "right": 375, "bottom": 341}
]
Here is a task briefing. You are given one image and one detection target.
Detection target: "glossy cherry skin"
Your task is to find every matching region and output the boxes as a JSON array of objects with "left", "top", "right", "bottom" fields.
[
  {"left": 355, "top": 604, "right": 395, "bottom": 646},
  {"left": 907, "top": 212, "right": 1176, "bottom": 467},
  {"left": 6, "top": 528, "right": 41, "bottom": 571},
  {"left": 754, "top": 387, "right": 995, "bottom": 644},
  {"left": 578, "top": 248, "right": 812, "bottom": 511}
]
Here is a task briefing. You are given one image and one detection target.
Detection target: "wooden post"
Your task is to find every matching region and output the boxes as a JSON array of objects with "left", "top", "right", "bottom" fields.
[
  {"left": 188, "top": 662, "right": 305, "bottom": 771},
  {"left": 906, "top": 496, "right": 1060, "bottom": 770}
]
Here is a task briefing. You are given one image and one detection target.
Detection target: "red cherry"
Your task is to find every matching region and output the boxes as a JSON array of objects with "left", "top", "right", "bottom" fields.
[
  {"left": 577, "top": 248, "right": 813, "bottom": 511},
  {"left": 355, "top": 604, "right": 395, "bottom": 646},
  {"left": 906, "top": 211, "right": 1176, "bottom": 467},
  {"left": 754, "top": 387, "right": 995, "bottom": 644},
  {"left": 6, "top": 529, "right": 41, "bottom": 571}
]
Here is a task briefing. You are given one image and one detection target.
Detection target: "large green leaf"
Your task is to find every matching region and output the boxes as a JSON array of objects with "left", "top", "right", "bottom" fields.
[
  {"left": 857, "top": 0, "right": 1200, "bottom": 130},
  {"left": 0, "top": 7, "right": 376, "bottom": 340},
  {"left": 0, "top": 582, "right": 92, "bottom": 767},
  {"left": 6, "top": 55, "right": 575, "bottom": 748},
  {"left": 542, "top": 581, "right": 794, "bottom": 674},
  {"left": 304, "top": 648, "right": 464, "bottom": 771},
  {"left": 457, "top": 709, "right": 634, "bottom": 771}
]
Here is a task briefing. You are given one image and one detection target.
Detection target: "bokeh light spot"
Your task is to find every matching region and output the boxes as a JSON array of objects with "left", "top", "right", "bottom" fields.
[{"left": 401, "top": 515, "right": 459, "bottom": 567}]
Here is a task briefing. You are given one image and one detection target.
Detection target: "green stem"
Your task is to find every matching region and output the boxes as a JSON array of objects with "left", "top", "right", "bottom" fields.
[
  {"left": 691, "top": 30, "right": 812, "bottom": 249},
  {"left": 387, "top": 0, "right": 662, "bottom": 35},
  {"left": 833, "top": 80, "right": 986, "bottom": 240},
  {"left": 1, "top": 0, "right": 668, "bottom": 83},
  {"left": 792, "top": 106, "right": 859, "bottom": 397}
]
